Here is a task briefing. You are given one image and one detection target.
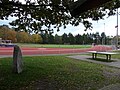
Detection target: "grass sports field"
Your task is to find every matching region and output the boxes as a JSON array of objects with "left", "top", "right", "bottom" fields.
[{"left": 16, "top": 43, "right": 91, "bottom": 48}]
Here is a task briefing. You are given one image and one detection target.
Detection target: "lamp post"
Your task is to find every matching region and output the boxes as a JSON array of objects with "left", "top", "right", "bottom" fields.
[
  {"left": 116, "top": 8, "right": 119, "bottom": 49},
  {"left": 104, "top": 23, "right": 105, "bottom": 45}
]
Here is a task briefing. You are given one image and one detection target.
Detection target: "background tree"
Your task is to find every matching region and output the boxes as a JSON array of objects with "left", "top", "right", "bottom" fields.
[
  {"left": 106, "top": 36, "right": 112, "bottom": 45},
  {"left": 31, "top": 34, "right": 43, "bottom": 43},
  {"left": 0, "top": 25, "right": 9, "bottom": 40},
  {"left": 0, "top": 25, "right": 114, "bottom": 45},
  {"left": 75, "top": 34, "right": 83, "bottom": 44},
  {"left": 92, "top": 32, "right": 100, "bottom": 44},
  {"left": 68, "top": 33, "right": 75, "bottom": 44},
  {"left": 0, "top": 25, "right": 17, "bottom": 42},
  {"left": 62, "top": 33, "right": 68, "bottom": 44},
  {"left": 48, "top": 34, "right": 54, "bottom": 44},
  {"left": 101, "top": 32, "right": 106, "bottom": 44},
  {"left": 54, "top": 34, "right": 62, "bottom": 44},
  {"left": 86, "top": 33, "right": 93, "bottom": 44},
  {"left": 82, "top": 34, "right": 88, "bottom": 45},
  {"left": 95, "top": 32, "right": 101, "bottom": 44},
  {"left": 16, "top": 31, "right": 31, "bottom": 43},
  {"left": 5, "top": 30, "right": 17, "bottom": 43},
  {"left": 41, "top": 33, "right": 49, "bottom": 44}
]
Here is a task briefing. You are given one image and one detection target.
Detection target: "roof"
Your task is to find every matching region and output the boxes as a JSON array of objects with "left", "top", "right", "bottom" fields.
[{"left": 69, "top": 0, "right": 112, "bottom": 17}]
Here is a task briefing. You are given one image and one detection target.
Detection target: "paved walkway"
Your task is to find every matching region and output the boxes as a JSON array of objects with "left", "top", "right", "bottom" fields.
[
  {"left": 99, "top": 83, "right": 120, "bottom": 90},
  {"left": 67, "top": 55, "right": 120, "bottom": 90},
  {"left": 67, "top": 55, "right": 120, "bottom": 68}
]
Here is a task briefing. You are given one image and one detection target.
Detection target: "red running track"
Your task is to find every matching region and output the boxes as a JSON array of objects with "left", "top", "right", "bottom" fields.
[{"left": 0, "top": 45, "right": 112, "bottom": 56}]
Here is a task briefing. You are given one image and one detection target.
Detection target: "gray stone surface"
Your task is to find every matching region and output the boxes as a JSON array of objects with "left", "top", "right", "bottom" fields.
[
  {"left": 99, "top": 83, "right": 120, "bottom": 90},
  {"left": 13, "top": 45, "right": 23, "bottom": 73},
  {"left": 67, "top": 55, "right": 120, "bottom": 68}
]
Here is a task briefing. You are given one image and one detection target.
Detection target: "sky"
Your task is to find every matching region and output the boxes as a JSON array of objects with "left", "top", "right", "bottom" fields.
[
  {"left": 53, "top": 14, "right": 120, "bottom": 36},
  {"left": 0, "top": 15, "right": 119, "bottom": 37}
]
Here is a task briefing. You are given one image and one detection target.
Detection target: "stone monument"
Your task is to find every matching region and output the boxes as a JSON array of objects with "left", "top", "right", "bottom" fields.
[
  {"left": 13, "top": 45, "right": 23, "bottom": 73},
  {"left": 0, "top": 38, "right": 2, "bottom": 43}
]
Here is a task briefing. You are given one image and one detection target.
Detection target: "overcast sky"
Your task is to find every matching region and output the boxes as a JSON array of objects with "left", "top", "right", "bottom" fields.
[
  {"left": 0, "top": 7, "right": 120, "bottom": 37},
  {"left": 54, "top": 14, "right": 120, "bottom": 36}
]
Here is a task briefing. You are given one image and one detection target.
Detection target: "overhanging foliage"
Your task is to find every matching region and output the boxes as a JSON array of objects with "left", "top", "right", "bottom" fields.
[{"left": 0, "top": 0, "right": 120, "bottom": 33}]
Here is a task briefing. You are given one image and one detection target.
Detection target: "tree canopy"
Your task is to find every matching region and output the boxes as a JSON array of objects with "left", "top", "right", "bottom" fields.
[{"left": 0, "top": 0, "right": 120, "bottom": 33}]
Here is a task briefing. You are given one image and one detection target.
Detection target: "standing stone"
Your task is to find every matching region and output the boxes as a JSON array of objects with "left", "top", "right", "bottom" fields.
[
  {"left": 13, "top": 45, "right": 23, "bottom": 74},
  {"left": 0, "top": 38, "right": 2, "bottom": 43}
]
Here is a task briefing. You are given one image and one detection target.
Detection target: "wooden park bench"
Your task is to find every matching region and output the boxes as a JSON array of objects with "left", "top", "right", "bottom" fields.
[{"left": 87, "top": 51, "right": 117, "bottom": 61}]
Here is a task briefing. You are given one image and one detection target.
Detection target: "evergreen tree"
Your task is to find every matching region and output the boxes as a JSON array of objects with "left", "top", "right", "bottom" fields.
[
  {"left": 41, "top": 33, "right": 49, "bottom": 44},
  {"left": 75, "top": 34, "right": 83, "bottom": 44},
  {"left": 101, "top": 32, "right": 106, "bottom": 45},
  {"left": 54, "top": 34, "right": 62, "bottom": 44},
  {"left": 48, "top": 34, "right": 54, "bottom": 44},
  {"left": 62, "top": 33, "right": 68, "bottom": 44},
  {"left": 68, "top": 33, "right": 75, "bottom": 44}
]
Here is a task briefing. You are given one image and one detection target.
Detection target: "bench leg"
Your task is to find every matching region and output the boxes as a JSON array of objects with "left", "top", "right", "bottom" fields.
[
  {"left": 92, "top": 53, "right": 94, "bottom": 59},
  {"left": 106, "top": 55, "right": 109, "bottom": 60},
  {"left": 109, "top": 55, "right": 111, "bottom": 60},
  {"left": 92, "top": 53, "right": 97, "bottom": 59},
  {"left": 95, "top": 53, "right": 97, "bottom": 58},
  {"left": 106, "top": 55, "right": 111, "bottom": 61}
]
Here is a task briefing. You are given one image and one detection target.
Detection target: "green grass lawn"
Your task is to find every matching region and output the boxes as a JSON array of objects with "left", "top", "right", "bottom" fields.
[
  {"left": 112, "top": 50, "right": 120, "bottom": 59},
  {"left": 16, "top": 43, "right": 91, "bottom": 48},
  {"left": 0, "top": 55, "right": 120, "bottom": 90}
]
